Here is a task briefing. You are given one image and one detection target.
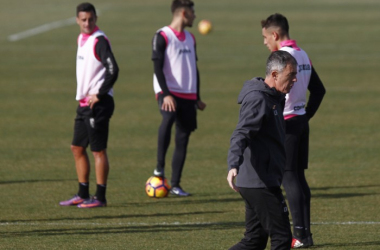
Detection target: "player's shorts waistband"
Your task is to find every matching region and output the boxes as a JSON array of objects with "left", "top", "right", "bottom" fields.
[
  {"left": 79, "top": 96, "right": 91, "bottom": 107},
  {"left": 284, "top": 114, "right": 298, "bottom": 120}
]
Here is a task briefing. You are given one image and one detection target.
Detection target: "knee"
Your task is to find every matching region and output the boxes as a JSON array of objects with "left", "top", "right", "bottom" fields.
[
  {"left": 92, "top": 149, "right": 107, "bottom": 159},
  {"left": 71, "top": 145, "right": 86, "bottom": 157},
  {"left": 175, "top": 133, "right": 190, "bottom": 147}
]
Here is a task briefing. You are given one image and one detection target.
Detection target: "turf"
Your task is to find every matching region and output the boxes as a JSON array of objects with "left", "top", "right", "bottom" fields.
[{"left": 0, "top": 0, "right": 379, "bottom": 249}]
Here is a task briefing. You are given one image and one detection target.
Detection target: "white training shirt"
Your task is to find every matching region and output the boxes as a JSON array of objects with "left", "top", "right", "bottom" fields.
[
  {"left": 280, "top": 40, "right": 312, "bottom": 117},
  {"left": 76, "top": 30, "right": 113, "bottom": 101},
  {"left": 153, "top": 26, "right": 197, "bottom": 95}
]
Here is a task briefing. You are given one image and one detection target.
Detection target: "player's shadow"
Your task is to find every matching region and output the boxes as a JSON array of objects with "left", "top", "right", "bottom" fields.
[
  {"left": 0, "top": 221, "right": 245, "bottom": 238},
  {"left": 307, "top": 184, "right": 380, "bottom": 199},
  {"left": 117, "top": 197, "right": 242, "bottom": 207},
  {"left": 316, "top": 240, "right": 380, "bottom": 248},
  {"left": 310, "top": 184, "right": 380, "bottom": 191},
  {"left": 310, "top": 192, "right": 378, "bottom": 199},
  {"left": 0, "top": 211, "right": 225, "bottom": 224},
  {"left": 0, "top": 179, "right": 76, "bottom": 185}
]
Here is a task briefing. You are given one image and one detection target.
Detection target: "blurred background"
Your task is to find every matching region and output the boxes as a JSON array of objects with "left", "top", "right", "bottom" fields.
[{"left": 0, "top": 0, "right": 379, "bottom": 249}]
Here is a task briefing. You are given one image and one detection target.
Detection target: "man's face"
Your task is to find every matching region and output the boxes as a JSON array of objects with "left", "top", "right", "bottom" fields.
[
  {"left": 76, "top": 11, "right": 97, "bottom": 34},
  {"left": 262, "top": 27, "right": 278, "bottom": 52},
  {"left": 183, "top": 7, "right": 196, "bottom": 27},
  {"left": 274, "top": 63, "right": 298, "bottom": 94}
]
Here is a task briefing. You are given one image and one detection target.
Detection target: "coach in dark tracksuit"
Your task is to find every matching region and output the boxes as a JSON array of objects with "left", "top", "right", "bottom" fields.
[{"left": 227, "top": 51, "right": 298, "bottom": 250}]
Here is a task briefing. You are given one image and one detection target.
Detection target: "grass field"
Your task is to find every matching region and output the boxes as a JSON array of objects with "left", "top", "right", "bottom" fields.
[{"left": 1, "top": 0, "right": 380, "bottom": 249}]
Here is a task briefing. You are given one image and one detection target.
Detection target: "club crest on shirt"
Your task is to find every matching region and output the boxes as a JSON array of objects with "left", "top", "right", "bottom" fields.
[
  {"left": 273, "top": 105, "right": 278, "bottom": 115},
  {"left": 90, "top": 118, "right": 95, "bottom": 128}
]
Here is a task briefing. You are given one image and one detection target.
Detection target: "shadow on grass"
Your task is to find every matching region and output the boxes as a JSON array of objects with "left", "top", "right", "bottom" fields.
[
  {"left": 0, "top": 211, "right": 225, "bottom": 224},
  {"left": 0, "top": 221, "right": 245, "bottom": 237},
  {"left": 117, "top": 197, "right": 243, "bottom": 207},
  {"left": 311, "top": 184, "right": 380, "bottom": 191},
  {"left": 0, "top": 179, "right": 76, "bottom": 185},
  {"left": 316, "top": 241, "right": 380, "bottom": 248},
  {"left": 308, "top": 184, "right": 380, "bottom": 199},
  {"left": 311, "top": 192, "right": 378, "bottom": 199}
]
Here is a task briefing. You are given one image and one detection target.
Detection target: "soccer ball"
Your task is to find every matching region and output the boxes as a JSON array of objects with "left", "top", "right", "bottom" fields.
[
  {"left": 145, "top": 176, "right": 171, "bottom": 198},
  {"left": 198, "top": 20, "right": 212, "bottom": 35}
]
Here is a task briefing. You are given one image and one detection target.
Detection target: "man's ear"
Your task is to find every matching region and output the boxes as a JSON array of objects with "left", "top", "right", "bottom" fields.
[
  {"left": 272, "top": 31, "right": 280, "bottom": 41},
  {"left": 271, "top": 70, "right": 278, "bottom": 80},
  {"left": 179, "top": 8, "right": 187, "bottom": 18}
]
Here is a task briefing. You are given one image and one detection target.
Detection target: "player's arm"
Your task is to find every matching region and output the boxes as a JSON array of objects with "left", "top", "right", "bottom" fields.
[
  {"left": 196, "top": 66, "right": 206, "bottom": 111},
  {"left": 152, "top": 32, "right": 176, "bottom": 111},
  {"left": 95, "top": 36, "right": 119, "bottom": 100},
  {"left": 193, "top": 38, "right": 206, "bottom": 111},
  {"left": 306, "top": 66, "right": 326, "bottom": 120},
  {"left": 152, "top": 32, "right": 170, "bottom": 96}
]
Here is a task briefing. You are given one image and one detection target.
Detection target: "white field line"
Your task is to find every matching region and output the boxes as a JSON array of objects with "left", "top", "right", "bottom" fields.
[
  {"left": 7, "top": 17, "right": 76, "bottom": 42},
  {"left": 1, "top": 221, "right": 379, "bottom": 227}
]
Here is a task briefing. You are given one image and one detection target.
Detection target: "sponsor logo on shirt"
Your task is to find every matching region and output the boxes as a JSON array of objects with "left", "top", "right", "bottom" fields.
[
  {"left": 78, "top": 55, "right": 84, "bottom": 60},
  {"left": 294, "top": 104, "right": 305, "bottom": 111},
  {"left": 298, "top": 64, "right": 311, "bottom": 72},
  {"left": 179, "top": 49, "right": 192, "bottom": 54}
]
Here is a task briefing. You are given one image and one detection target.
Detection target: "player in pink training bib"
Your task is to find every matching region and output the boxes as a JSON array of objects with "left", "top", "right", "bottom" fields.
[
  {"left": 261, "top": 13, "right": 326, "bottom": 248},
  {"left": 60, "top": 2, "right": 119, "bottom": 208},
  {"left": 151, "top": 0, "right": 206, "bottom": 197}
]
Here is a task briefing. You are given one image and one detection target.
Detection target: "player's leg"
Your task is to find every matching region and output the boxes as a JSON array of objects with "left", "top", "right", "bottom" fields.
[
  {"left": 155, "top": 95, "right": 176, "bottom": 177},
  {"left": 92, "top": 149, "right": 109, "bottom": 203},
  {"left": 60, "top": 113, "right": 90, "bottom": 206},
  {"left": 229, "top": 188, "right": 269, "bottom": 250},
  {"left": 282, "top": 171, "right": 305, "bottom": 239},
  {"left": 169, "top": 98, "right": 196, "bottom": 196},
  {"left": 170, "top": 124, "right": 191, "bottom": 188},
  {"left": 282, "top": 116, "right": 307, "bottom": 241},
  {"left": 72, "top": 145, "right": 90, "bottom": 194},
  {"left": 71, "top": 143, "right": 90, "bottom": 184},
  {"left": 60, "top": 145, "right": 91, "bottom": 206},
  {"left": 93, "top": 149, "right": 109, "bottom": 185},
  {"left": 78, "top": 96, "right": 114, "bottom": 208},
  {"left": 298, "top": 168, "right": 311, "bottom": 244},
  {"left": 298, "top": 120, "right": 313, "bottom": 246},
  {"left": 283, "top": 149, "right": 305, "bottom": 240}
]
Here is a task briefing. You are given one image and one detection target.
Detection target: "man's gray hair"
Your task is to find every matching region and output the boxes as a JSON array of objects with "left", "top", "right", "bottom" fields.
[{"left": 266, "top": 50, "right": 297, "bottom": 76}]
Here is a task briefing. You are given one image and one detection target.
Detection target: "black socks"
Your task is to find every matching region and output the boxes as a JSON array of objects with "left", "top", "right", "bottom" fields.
[
  {"left": 78, "top": 182, "right": 90, "bottom": 199},
  {"left": 95, "top": 184, "right": 107, "bottom": 202},
  {"left": 78, "top": 182, "right": 107, "bottom": 202}
]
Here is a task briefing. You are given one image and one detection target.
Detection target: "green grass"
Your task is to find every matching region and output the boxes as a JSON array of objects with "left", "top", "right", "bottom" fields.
[{"left": 1, "top": 0, "right": 380, "bottom": 249}]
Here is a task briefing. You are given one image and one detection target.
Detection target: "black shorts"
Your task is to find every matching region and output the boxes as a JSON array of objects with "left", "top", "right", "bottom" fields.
[
  {"left": 284, "top": 114, "right": 309, "bottom": 171},
  {"left": 158, "top": 93, "right": 197, "bottom": 132},
  {"left": 72, "top": 95, "right": 115, "bottom": 152}
]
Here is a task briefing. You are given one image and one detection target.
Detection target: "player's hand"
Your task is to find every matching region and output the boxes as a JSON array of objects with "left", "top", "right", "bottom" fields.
[
  {"left": 162, "top": 95, "right": 176, "bottom": 112},
  {"left": 197, "top": 100, "right": 206, "bottom": 111},
  {"left": 88, "top": 94, "right": 99, "bottom": 109},
  {"left": 227, "top": 168, "right": 239, "bottom": 192}
]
